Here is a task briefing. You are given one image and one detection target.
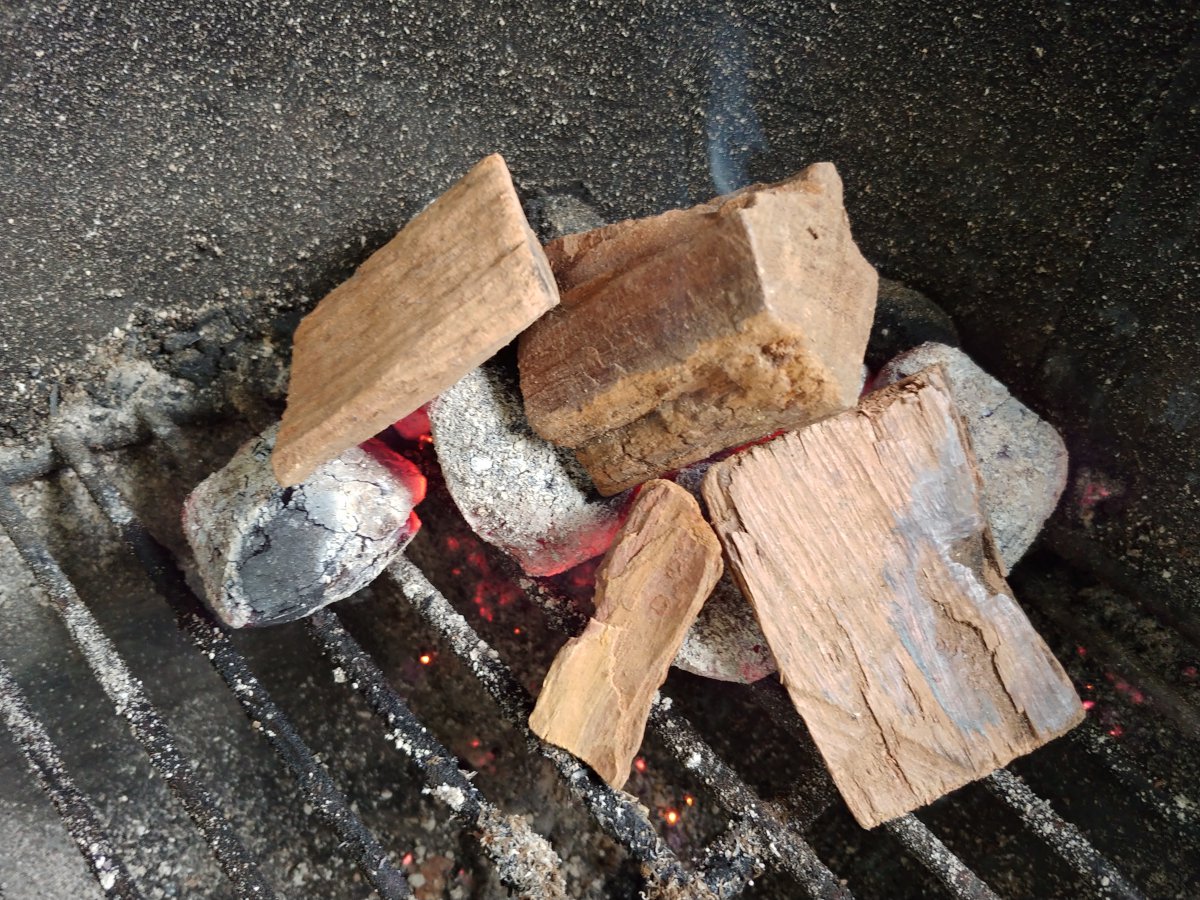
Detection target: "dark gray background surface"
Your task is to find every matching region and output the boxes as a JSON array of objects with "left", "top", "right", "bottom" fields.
[{"left": 2, "top": 0, "right": 1198, "bottom": 609}]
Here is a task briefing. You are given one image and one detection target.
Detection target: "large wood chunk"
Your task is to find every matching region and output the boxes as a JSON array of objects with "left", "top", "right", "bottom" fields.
[
  {"left": 702, "top": 367, "right": 1083, "bottom": 828},
  {"left": 273, "top": 154, "right": 558, "bottom": 486},
  {"left": 519, "top": 162, "right": 877, "bottom": 495},
  {"left": 529, "top": 480, "right": 723, "bottom": 788}
]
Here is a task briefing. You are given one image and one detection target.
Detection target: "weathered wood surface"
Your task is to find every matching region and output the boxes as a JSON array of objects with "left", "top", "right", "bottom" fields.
[
  {"left": 273, "top": 153, "right": 558, "bottom": 486},
  {"left": 519, "top": 162, "right": 877, "bottom": 495},
  {"left": 702, "top": 366, "right": 1083, "bottom": 828},
  {"left": 529, "top": 480, "right": 723, "bottom": 788}
]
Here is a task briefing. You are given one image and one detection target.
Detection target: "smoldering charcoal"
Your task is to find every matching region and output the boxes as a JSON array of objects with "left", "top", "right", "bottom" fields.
[
  {"left": 183, "top": 426, "right": 424, "bottom": 628},
  {"left": 429, "top": 364, "right": 622, "bottom": 577}
]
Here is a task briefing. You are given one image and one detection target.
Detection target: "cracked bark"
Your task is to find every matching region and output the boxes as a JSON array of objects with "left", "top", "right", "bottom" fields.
[{"left": 702, "top": 366, "right": 1083, "bottom": 828}]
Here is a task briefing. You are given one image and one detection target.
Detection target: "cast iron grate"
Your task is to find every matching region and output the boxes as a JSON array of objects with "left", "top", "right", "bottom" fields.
[{"left": 0, "top": 400, "right": 1170, "bottom": 899}]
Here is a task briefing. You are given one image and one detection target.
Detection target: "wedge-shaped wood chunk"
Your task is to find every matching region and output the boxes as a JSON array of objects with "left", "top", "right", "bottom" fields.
[
  {"left": 529, "top": 480, "right": 723, "bottom": 788},
  {"left": 273, "top": 154, "right": 558, "bottom": 486},
  {"left": 702, "top": 366, "right": 1083, "bottom": 828},
  {"left": 519, "top": 162, "right": 877, "bottom": 495}
]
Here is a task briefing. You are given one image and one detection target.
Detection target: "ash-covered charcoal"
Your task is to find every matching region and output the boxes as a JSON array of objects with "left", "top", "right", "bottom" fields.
[
  {"left": 524, "top": 191, "right": 606, "bottom": 242},
  {"left": 671, "top": 459, "right": 776, "bottom": 684},
  {"left": 864, "top": 277, "right": 961, "bottom": 371},
  {"left": 183, "top": 425, "right": 424, "bottom": 627},
  {"left": 674, "top": 575, "right": 777, "bottom": 684},
  {"left": 875, "top": 342, "right": 1068, "bottom": 569},
  {"left": 429, "top": 365, "right": 622, "bottom": 577}
]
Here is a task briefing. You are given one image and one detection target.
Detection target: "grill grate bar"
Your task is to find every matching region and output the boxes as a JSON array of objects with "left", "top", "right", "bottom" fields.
[
  {"left": 1071, "top": 725, "right": 1197, "bottom": 827},
  {"left": 0, "top": 659, "right": 144, "bottom": 899},
  {"left": 306, "top": 607, "right": 568, "bottom": 899},
  {"left": 883, "top": 815, "right": 1000, "bottom": 900},
  {"left": 748, "top": 677, "right": 1004, "bottom": 899},
  {"left": 984, "top": 768, "right": 1145, "bottom": 900},
  {"left": 696, "top": 823, "right": 767, "bottom": 899},
  {"left": 646, "top": 698, "right": 852, "bottom": 900},
  {"left": 384, "top": 556, "right": 736, "bottom": 898},
  {"left": 0, "top": 476, "right": 277, "bottom": 898},
  {"left": 51, "top": 424, "right": 415, "bottom": 899},
  {"left": 1033, "top": 585, "right": 1200, "bottom": 742},
  {"left": 525, "top": 568, "right": 854, "bottom": 898}
]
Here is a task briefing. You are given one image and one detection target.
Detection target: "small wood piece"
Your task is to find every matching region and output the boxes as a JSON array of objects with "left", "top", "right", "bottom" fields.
[
  {"left": 273, "top": 154, "right": 559, "bottom": 486},
  {"left": 529, "top": 480, "right": 723, "bottom": 788},
  {"left": 702, "top": 366, "right": 1083, "bottom": 828},
  {"left": 519, "top": 162, "right": 877, "bottom": 495}
]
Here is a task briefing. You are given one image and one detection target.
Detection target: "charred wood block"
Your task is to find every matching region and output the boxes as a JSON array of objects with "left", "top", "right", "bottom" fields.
[
  {"left": 529, "top": 480, "right": 723, "bottom": 788},
  {"left": 702, "top": 366, "right": 1083, "bottom": 828},
  {"left": 519, "top": 162, "right": 877, "bottom": 495},
  {"left": 273, "top": 153, "right": 559, "bottom": 487},
  {"left": 428, "top": 365, "right": 622, "bottom": 577},
  {"left": 184, "top": 426, "right": 424, "bottom": 628}
]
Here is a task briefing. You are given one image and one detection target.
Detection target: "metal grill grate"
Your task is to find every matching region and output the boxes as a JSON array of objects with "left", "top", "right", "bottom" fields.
[{"left": 0, "top": 399, "right": 1184, "bottom": 899}]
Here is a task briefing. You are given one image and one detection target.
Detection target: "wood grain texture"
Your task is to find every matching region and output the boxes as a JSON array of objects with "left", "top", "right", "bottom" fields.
[
  {"left": 529, "top": 480, "right": 723, "bottom": 788},
  {"left": 702, "top": 366, "right": 1083, "bottom": 828},
  {"left": 272, "top": 154, "right": 558, "bottom": 486},
  {"left": 519, "top": 162, "right": 877, "bottom": 495}
]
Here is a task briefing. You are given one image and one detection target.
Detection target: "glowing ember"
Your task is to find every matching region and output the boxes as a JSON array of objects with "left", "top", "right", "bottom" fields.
[
  {"left": 1108, "top": 724, "right": 1125, "bottom": 738},
  {"left": 1079, "top": 481, "right": 1113, "bottom": 509},
  {"left": 439, "top": 531, "right": 524, "bottom": 625},
  {"left": 419, "top": 653, "right": 433, "bottom": 666},
  {"left": 663, "top": 809, "right": 680, "bottom": 826},
  {"left": 402, "top": 852, "right": 414, "bottom": 867},
  {"left": 1076, "top": 645, "right": 1088, "bottom": 657},
  {"left": 392, "top": 407, "right": 432, "bottom": 442},
  {"left": 513, "top": 627, "right": 522, "bottom": 635},
  {"left": 684, "top": 794, "right": 695, "bottom": 807},
  {"left": 470, "top": 738, "right": 481, "bottom": 748},
  {"left": 1082, "top": 699, "right": 1096, "bottom": 711},
  {"left": 633, "top": 756, "right": 647, "bottom": 774}
]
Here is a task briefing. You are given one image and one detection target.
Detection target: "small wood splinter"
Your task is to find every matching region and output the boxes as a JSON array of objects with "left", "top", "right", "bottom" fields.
[{"left": 529, "top": 480, "right": 723, "bottom": 788}]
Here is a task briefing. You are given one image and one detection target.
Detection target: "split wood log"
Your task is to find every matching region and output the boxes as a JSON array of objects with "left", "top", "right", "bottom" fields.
[
  {"left": 702, "top": 366, "right": 1083, "bottom": 828},
  {"left": 184, "top": 426, "right": 425, "bottom": 628},
  {"left": 529, "top": 480, "right": 723, "bottom": 788},
  {"left": 518, "top": 162, "right": 877, "bottom": 495},
  {"left": 272, "top": 153, "right": 559, "bottom": 487}
]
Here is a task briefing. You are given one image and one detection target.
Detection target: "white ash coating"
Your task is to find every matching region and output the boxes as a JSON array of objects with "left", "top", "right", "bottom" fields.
[
  {"left": 672, "top": 459, "right": 777, "bottom": 683},
  {"left": 183, "top": 425, "right": 420, "bottom": 627},
  {"left": 674, "top": 573, "right": 777, "bottom": 683},
  {"left": 477, "top": 806, "right": 568, "bottom": 900},
  {"left": 429, "top": 365, "right": 621, "bottom": 577},
  {"left": 877, "top": 342, "right": 1069, "bottom": 569}
]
